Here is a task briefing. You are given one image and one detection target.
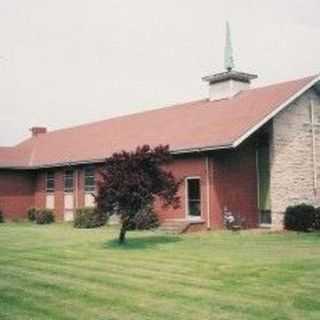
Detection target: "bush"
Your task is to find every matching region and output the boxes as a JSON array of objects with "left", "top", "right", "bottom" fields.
[
  {"left": 284, "top": 204, "right": 315, "bottom": 232},
  {"left": 74, "top": 207, "right": 107, "bottom": 229},
  {"left": 314, "top": 207, "right": 320, "bottom": 231},
  {"left": 0, "top": 210, "right": 4, "bottom": 223},
  {"left": 35, "top": 209, "right": 55, "bottom": 225},
  {"left": 27, "top": 207, "right": 38, "bottom": 222},
  {"left": 127, "top": 206, "right": 160, "bottom": 231}
]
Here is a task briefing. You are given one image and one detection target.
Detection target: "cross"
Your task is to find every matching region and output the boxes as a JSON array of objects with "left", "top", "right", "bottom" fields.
[{"left": 310, "top": 99, "right": 319, "bottom": 194}]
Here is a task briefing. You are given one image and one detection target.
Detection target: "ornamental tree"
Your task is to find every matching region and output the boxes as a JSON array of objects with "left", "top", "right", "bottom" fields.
[{"left": 95, "top": 145, "right": 180, "bottom": 244}]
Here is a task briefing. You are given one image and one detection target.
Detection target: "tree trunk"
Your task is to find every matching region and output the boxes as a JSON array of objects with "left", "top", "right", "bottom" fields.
[{"left": 119, "top": 218, "right": 129, "bottom": 244}]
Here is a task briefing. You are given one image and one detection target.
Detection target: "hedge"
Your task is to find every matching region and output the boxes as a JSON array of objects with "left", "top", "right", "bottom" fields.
[
  {"left": 284, "top": 204, "right": 315, "bottom": 232},
  {"left": 74, "top": 207, "right": 107, "bottom": 229}
]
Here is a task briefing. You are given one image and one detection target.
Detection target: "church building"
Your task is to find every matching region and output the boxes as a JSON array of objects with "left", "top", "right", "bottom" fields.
[{"left": 1, "top": 26, "right": 320, "bottom": 231}]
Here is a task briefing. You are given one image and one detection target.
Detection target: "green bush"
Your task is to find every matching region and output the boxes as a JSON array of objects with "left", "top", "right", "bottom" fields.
[
  {"left": 127, "top": 206, "right": 160, "bottom": 231},
  {"left": 0, "top": 210, "right": 4, "bottom": 223},
  {"left": 284, "top": 204, "right": 315, "bottom": 232},
  {"left": 35, "top": 209, "right": 55, "bottom": 225},
  {"left": 74, "top": 207, "right": 107, "bottom": 229},
  {"left": 314, "top": 207, "right": 320, "bottom": 231},
  {"left": 27, "top": 207, "right": 38, "bottom": 222}
]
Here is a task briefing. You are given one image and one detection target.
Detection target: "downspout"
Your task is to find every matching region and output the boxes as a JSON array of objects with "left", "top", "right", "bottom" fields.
[{"left": 206, "top": 156, "right": 211, "bottom": 229}]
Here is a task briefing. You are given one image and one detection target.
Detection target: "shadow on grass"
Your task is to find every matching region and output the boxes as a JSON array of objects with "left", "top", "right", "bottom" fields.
[{"left": 103, "top": 234, "right": 182, "bottom": 250}]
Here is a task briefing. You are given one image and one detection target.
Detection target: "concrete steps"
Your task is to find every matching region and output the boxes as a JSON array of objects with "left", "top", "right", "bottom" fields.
[
  {"left": 159, "top": 220, "right": 189, "bottom": 234},
  {"left": 160, "top": 219, "right": 205, "bottom": 234}
]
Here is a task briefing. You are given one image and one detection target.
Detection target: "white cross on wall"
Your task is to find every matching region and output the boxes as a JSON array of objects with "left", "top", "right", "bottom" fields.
[{"left": 310, "top": 99, "right": 319, "bottom": 194}]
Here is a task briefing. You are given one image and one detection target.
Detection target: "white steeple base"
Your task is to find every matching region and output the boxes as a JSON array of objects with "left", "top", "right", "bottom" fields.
[{"left": 208, "top": 78, "right": 250, "bottom": 101}]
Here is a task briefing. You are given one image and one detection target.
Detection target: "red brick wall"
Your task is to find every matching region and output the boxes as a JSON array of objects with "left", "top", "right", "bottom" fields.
[
  {"left": 78, "top": 167, "right": 85, "bottom": 208},
  {"left": 34, "top": 168, "right": 72, "bottom": 221},
  {"left": 211, "top": 140, "right": 259, "bottom": 229},
  {"left": 33, "top": 166, "right": 103, "bottom": 221},
  {"left": 34, "top": 171, "right": 46, "bottom": 209},
  {"left": 0, "top": 170, "right": 35, "bottom": 219},
  {"left": 154, "top": 155, "right": 209, "bottom": 224},
  {"left": 0, "top": 144, "right": 259, "bottom": 229},
  {"left": 53, "top": 159, "right": 209, "bottom": 225}
]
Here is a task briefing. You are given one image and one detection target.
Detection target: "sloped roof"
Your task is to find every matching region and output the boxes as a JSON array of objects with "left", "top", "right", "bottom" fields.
[{"left": 0, "top": 74, "right": 319, "bottom": 169}]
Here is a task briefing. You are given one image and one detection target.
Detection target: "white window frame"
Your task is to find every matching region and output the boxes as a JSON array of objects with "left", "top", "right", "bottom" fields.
[
  {"left": 64, "top": 169, "right": 74, "bottom": 193},
  {"left": 84, "top": 166, "right": 96, "bottom": 193},
  {"left": 185, "top": 176, "right": 202, "bottom": 220},
  {"left": 46, "top": 171, "right": 55, "bottom": 193}
]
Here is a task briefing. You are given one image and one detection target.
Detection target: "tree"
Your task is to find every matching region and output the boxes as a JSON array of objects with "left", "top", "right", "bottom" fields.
[{"left": 95, "top": 145, "right": 180, "bottom": 244}]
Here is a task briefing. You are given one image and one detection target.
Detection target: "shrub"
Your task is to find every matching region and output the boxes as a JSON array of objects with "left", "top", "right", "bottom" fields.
[
  {"left": 0, "top": 210, "right": 4, "bottom": 223},
  {"left": 127, "top": 206, "right": 160, "bottom": 231},
  {"left": 314, "top": 207, "right": 320, "bottom": 231},
  {"left": 73, "top": 207, "right": 107, "bottom": 229},
  {"left": 35, "top": 209, "right": 55, "bottom": 225},
  {"left": 284, "top": 204, "right": 315, "bottom": 232},
  {"left": 27, "top": 207, "right": 38, "bottom": 222}
]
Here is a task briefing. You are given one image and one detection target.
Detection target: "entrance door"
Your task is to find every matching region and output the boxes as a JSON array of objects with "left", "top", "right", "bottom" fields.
[{"left": 186, "top": 177, "right": 201, "bottom": 219}]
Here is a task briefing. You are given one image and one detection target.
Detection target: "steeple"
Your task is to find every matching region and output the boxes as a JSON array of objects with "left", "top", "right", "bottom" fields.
[
  {"left": 224, "top": 21, "right": 234, "bottom": 72},
  {"left": 202, "top": 22, "right": 257, "bottom": 101}
]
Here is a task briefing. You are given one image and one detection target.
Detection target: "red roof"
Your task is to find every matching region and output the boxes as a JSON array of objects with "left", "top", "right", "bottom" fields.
[{"left": 1, "top": 75, "right": 319, "bottom": 169}]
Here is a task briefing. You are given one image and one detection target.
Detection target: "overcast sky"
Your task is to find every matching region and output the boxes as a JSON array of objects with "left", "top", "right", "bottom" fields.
[{"left": 0, "top": 0, "right": 319, "bottom": 145}]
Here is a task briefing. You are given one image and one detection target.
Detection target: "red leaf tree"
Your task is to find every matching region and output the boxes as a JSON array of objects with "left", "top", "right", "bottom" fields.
[{"left": 96, "top": 145, "right": 180, "bottom": 243}]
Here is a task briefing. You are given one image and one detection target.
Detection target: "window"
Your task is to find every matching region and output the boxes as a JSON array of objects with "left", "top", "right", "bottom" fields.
[
  {"left": 64, "top": 170, "right": 74, "bottom": 193},
  {"left": 186, "top": 178, "right": 201, "bottom": 218},
  {"left": 84, "top": 167, "right": 95, "bottom": 192},
  {"left": 46, "top": 172, "right": 55, "bottom": 193},
  {"left": 257, "top": 138, "right": 272, "bottom": 225}
]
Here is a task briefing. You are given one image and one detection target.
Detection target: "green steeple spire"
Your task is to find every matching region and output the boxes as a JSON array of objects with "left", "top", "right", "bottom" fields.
[{"left": 224, "top": 21, "right": 234, "bottom": 72}]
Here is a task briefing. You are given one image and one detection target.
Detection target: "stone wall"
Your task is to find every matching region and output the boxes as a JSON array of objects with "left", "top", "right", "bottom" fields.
[{"left": 270, "top": 88, "right": 320, "bottom": 229}]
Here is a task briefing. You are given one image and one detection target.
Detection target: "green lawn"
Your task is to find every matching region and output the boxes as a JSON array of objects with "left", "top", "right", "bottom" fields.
[{"left": 0, "top": 224, "right": 320, "bottom": 320}]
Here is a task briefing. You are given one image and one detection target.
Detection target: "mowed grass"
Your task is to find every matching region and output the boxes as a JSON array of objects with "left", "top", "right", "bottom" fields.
[{"left": 0, "top": 224, "right": 320, "bottom": 320}]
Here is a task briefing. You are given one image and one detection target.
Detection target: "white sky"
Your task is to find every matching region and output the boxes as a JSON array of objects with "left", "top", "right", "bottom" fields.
[{"left": 0, "top": 0, "right": 319, "bottom": 145}]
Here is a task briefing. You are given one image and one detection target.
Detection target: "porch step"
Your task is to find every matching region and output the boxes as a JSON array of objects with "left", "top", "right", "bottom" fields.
[
  {"left": 160, "top": 219, "right": 205, "bottom": 234},
  {"left": 159, "top": 220, "right": 189, "bottom": 234}
]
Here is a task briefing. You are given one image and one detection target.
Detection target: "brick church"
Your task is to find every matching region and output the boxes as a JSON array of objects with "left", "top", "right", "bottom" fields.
[{"left": 1, "top": 27, "right": 320, "bottom": 230}]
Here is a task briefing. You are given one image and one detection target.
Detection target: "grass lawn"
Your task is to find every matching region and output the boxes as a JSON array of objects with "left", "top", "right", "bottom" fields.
[{"left": 0, "top": 224, "right": 320, "bottom": 320}]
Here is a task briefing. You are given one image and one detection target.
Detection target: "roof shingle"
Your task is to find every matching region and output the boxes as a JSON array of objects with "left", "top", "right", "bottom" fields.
[{"left": 0, "top": 75, "right": 318, "bottom": 169}]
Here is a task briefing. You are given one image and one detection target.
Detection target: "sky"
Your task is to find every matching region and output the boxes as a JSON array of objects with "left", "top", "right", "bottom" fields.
[{"left": 0, "top": 0, "right": 319, "bottom": 146}]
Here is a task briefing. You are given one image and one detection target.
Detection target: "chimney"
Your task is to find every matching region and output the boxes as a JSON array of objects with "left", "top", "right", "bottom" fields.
[
  {"left": 202, "top": 21, "right": 257, "bottom": 101},
  {"left": 30, "top": 127, "right": 47, "bottom": 137}
]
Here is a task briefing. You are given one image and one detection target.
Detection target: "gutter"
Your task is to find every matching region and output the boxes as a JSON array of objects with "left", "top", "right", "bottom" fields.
[{"left": 170, "top": 143, "right": 234, "bottom": 155}]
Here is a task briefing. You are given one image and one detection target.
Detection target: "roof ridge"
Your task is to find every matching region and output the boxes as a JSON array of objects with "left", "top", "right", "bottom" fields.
[
  {"left": 36, "top": 74, "right": 320, "bottom": 138},
  {"left": 14, "top": 74, "right": 319, "bottom": 145},
  {"left": 249, "top": 74, "right": 319, "bottom": 92},
  {"left": 19, "top": 98, "right": 208, "bottom": 142}
]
